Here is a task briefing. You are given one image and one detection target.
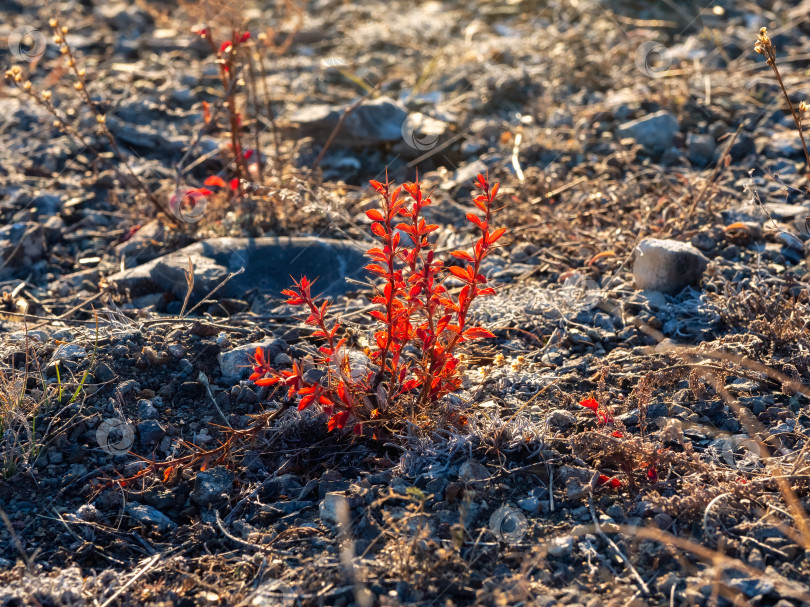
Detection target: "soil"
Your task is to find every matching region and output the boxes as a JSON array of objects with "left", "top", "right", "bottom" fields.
[{"left": 1, "top": 0, "right": 810, "bottom": 606}]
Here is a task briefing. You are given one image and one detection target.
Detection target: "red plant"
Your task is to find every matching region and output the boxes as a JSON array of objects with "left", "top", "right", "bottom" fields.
[
  {"left": 192, "top": 26, "right": 255, "bottom": 193},
  {"left": 578, "top": 396, "right": 615, "bottom": 426},
  {"left": 598, "top": 474, "right": 622, "bottom": 488},
  {"left": 251, "top": 173, "right": 505, "bottom": 435}
]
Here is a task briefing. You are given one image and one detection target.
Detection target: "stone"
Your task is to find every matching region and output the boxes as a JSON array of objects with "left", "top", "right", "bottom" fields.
[
  {"left": 137, "top": 420, "right": 165, "bottom": 446},
  {"left": 547, "top": 535, "right": 574, "bottom": 557},
  {"left": 763, "top": 202, "right": 809, "bottom": 221},
  {"left": 115, "top": 220, "right": 166, "bottom": 263},
  {"left": 137, "top": 399, "right": 159, "bottom": 420},
  {"left": 289, "top": 96, "right": 408, "bottom": 146},
  {"left": 0, "top": 222, "right": 46, "bottom": 274},
  {"left": 459, "top": 460, "right": 490, "bottom": 483},
  {"left": 218, "top": 338, "right": 282, "bottom": 384},
  {"left": 50, "top": 344, "right": 87, "bottom": 363},
  {"left": 107, "top": 237, "right": 367, "bottom": 301},
  {"left": 616, "top": 111, "right": 679, "bottom": 152},
  {"left": 126, "top": 503, "right": 176, "bottom": 532},
  {"left": 687, "top": 133, "right": 715, "bottom": 166},
  {"left": 565, "top": 477, "right": 588, "bottom": 500},
  {"left": 546, "top": 409, "right": 576, "bottom": 428},
  {"left": 320, "top": 492, "right": 351, "bottom": 524},
  {"left": 191, "top": 467, "right": 235, "bottom": 508},
  {"left": 633, "top": 238, "right": 708, "bottom": 293},
  {"left": 517, "top": 497, "right": 542, "bottom": 515}
]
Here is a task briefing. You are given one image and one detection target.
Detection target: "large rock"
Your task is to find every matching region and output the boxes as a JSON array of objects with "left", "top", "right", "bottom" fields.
[
  {"left": 107, "top": 236, "right": 366, "bottom": 299},
  {"left": 289, "top": 96, "right": 408, "bottom": 146},
  {"left": 633, "top": 238, "right": 708, "bottom": 294},
  {"left": 617, "top": 111, "right": 679, "bottom": 153}
]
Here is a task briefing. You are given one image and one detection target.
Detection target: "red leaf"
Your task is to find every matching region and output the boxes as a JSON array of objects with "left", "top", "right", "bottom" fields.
[
  {"left": 255, "top": 377, "right": 280, "bottom": 386},
  {"left": 328, "top": 410, "right": 351, "bottom": 432},
  {"left": 487, "top": 227, "right": 507, "bottom": 245},
  {"left": 220, "top": 40, "right": 232, "bottom": 52},
  {"left": 365, "top": 263, "right": 387, "bottom": 276},
  {"left": 463, "top": 327, "right": 495, "bottom": 340},
  {"left": 204, "top": 175, "right": 227, "bottom": 188},
  {"left": 451, "top": 250, "right": 475, "bottom": 263},
  {"left": 229, "top": 178, "right": 239, "bottom": 191},
  {"left": 598, "top": 475, "right": 622, "bottom": 488},
  {"left": 366, "top": 209, "right": 385, "bottom": 222},
  {"left": 448, "top": 266, "right": 471, "bottom": 281},
  {"left": 579, "top": 397, "right": 599, "bottom": 413}
]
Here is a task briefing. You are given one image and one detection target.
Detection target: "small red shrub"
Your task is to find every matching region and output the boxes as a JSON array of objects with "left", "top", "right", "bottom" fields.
[{"left": 251, "top": 173, "right": 505, "bottom": 436}]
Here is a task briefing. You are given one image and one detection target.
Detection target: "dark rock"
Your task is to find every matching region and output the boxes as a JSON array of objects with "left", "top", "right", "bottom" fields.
[
  {"left": 191, "top": 467, "right": 235, "bottom": 508},
  {"left": 137, "top": 420, "right": 165, "bottom": 446}
]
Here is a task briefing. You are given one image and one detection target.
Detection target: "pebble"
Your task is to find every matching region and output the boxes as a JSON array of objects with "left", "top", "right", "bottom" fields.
[
  {"left": 616, "top": 111, "right": 679, "bottom": 153},
  {"left": 546, "top": 409, "right": 576, "bottom": 428},
  {"left": 320, "top": 492, "right": 350, "bottom": 525},
  {"left": 459, "top": 460, "right": 490, "bottom": 483},
  {"left": 547, "top": 535, "right": 574, "bottom": 557},
  {"left": 126, "top": 503, "right": 176, "bottom": 531},
  {"left": 137, "top": 420, "right": 165, "bottom": 446},
  {"left": 633, "top": 238, "right": 708, "bottom": 293},
  {"left": 191, "top": 467, "right": 235, "bottom": 508}
]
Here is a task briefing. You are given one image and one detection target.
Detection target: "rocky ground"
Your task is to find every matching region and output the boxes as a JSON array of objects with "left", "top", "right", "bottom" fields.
[{"left": 2, "top": 0, "right": 810, "bottom": 605}]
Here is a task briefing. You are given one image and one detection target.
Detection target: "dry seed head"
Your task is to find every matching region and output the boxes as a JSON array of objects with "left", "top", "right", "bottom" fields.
[
  {"left": 78, "top": 69, "right": 86, "bottom": 77},
  {"left": 53, "top": 120, "right": 61, "bottom": 128},
  {"left": 95, "top": 114, "right": 106, "bottom": 124},
  {"left": 73, "top": 81, "right": 83, "bottom": 91},
  {"left": 42, "top": 90, "right": 52, "bottom": 100},
  {"left": 60, "top": 46, "right": 68, "bottom": 55},
  {"left": 49, "top": 18, "right": 58, "bottom": 28},
  {"left": 801, "top": 101, "right": 808, "bottom": 114},
  {"left": 13, "top": 73, "right": 22, "bottom": 83},
  {"left": 53, "top": 34, "right": 62, "bottom": 45},
  {"left": 22, "top": 81, "right": 32, "bottom": 91},
  {"left": 61, "top": 26, "right": 69, "bottom": 34}
]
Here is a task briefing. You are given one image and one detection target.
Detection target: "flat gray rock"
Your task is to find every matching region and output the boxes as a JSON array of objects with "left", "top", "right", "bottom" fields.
[
  {"left": 107, "top": 236, "right": 367, "bottom": 299},
  {"left": 289, "top": 96, "right": 408, "bottom": 146}
]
